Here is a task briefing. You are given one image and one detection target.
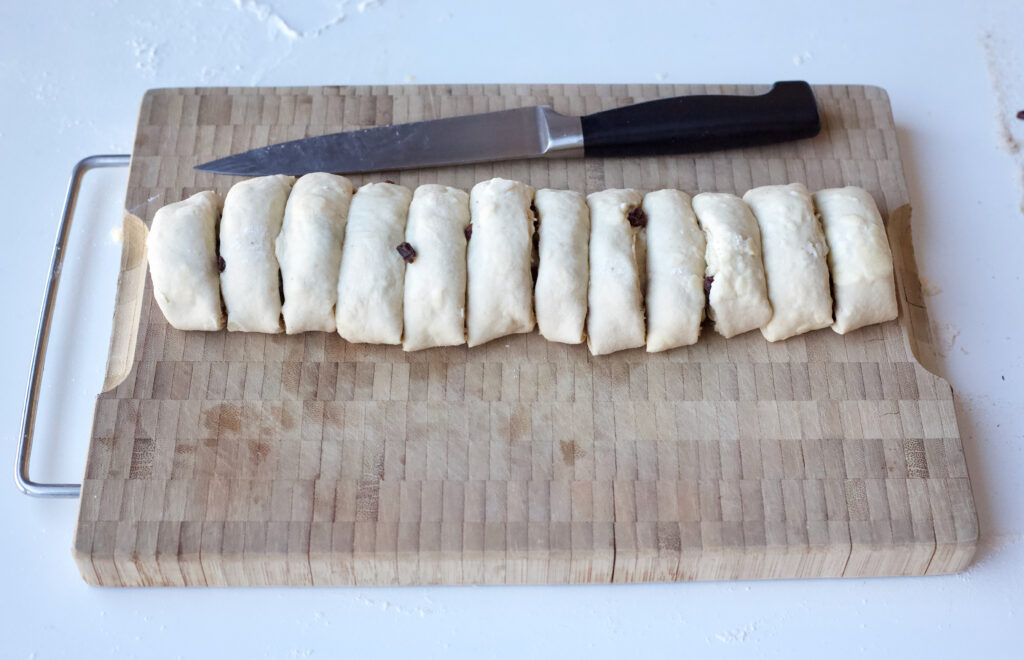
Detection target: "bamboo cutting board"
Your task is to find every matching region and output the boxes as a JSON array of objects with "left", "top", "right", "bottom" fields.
[{"left": 73, "top": 84, "right": 978, "bottom": 586}]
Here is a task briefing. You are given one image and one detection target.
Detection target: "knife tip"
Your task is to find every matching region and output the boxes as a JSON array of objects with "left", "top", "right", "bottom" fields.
[{"left": 193, "top": 158, "right": 229, "bottom": 174}]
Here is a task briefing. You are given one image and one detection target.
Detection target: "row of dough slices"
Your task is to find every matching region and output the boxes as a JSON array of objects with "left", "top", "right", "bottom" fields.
[{"left": 146, "top": 175, "right": 898, "bottom": 355}]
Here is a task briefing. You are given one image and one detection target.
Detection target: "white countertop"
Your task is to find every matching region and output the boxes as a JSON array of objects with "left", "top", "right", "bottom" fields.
[{"left": 2, "top": 0, "right": 1023, "bottom": 657}]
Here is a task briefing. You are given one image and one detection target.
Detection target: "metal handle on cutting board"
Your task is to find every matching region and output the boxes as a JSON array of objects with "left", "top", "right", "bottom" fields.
[{"left": 16, "top": 154, "right": 131, "bottom": 498}]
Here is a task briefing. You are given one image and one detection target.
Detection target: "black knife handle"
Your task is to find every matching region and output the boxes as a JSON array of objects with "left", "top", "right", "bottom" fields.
[{"left": 579, "top": 81, "right": 820, "bottom": 158}]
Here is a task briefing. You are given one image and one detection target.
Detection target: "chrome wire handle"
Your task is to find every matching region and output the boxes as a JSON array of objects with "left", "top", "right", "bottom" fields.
[{"left": 16, "top": 154, "right": 131, "bottom": 497}]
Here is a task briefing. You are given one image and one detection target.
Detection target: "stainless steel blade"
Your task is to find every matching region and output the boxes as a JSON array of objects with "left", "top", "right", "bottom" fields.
[{"left": 195, "top": 106, "right": 584, "bottom": 176}]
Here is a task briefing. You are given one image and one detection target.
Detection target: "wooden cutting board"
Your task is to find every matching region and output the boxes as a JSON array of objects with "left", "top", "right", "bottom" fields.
[{"left": 72, "top": 84, "right": 978, "bottom": 586}]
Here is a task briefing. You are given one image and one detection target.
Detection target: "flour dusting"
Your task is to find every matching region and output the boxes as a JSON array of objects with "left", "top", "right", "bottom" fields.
[
  {"left": 980, "top": 31, "right": 1019, "bottom": 155},
  {"left": 979, "top": 29, "right": 1024, "bottom": 214}
]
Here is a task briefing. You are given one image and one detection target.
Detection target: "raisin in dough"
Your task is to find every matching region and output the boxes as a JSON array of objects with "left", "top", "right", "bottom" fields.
[
  {"left": 402, "top": 184, "right": 471, "bottom": 351},
  {"left": 743, "top": 183, "right": 833, "bottom": 342},
  {"left": 335, "top": 182, "right": 413, "bottom": 344},
  {"left": 644, "top": 189, "right": 706, "bottom": 351},
  {"left": 220, "top": 174, "right": 295, "bottom": 333},
  {"left": 812, "top": 186, "right": 898, "bottom": 334},
  {"left": 147, "top": 191, "right": 225, "bottom": 331},
  {"left": 586, "top": 189, "right": 646, "bottom": 355},
  {"left": 275, "top": 173, "right": 353, "bottom": 334},
  {"left": 692, "top": 192, "right": 773, "bottom": 338},
  {"left": 466, "top": 178, "right": 536, "bottom": 347},
  {"left": 534, "top": 189, "right": 589, "bottom": 344}
]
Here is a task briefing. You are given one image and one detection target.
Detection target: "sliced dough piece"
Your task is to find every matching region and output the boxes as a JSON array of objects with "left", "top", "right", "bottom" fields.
[
  {"left": 692, "top": 192, "right": 773, "bottom": 338},
  {"left": 220, "top": 174, "right": 295, "bottom": 333},
  {"left": 534, "top": 189, "right": 590, "bottom": 344},
  {"left": 147, "top": 191, "right": 225, "bottom": 331},
  {"left": 335, "top": 182, "right": 413, "bottom": 344},
  {"left": 402, "top": 184, "right": 471, "bottom": 351},
  {"left": 586, "top": 189, "right": 646, "bottom": 355},
  {"left": 466, "top": 178, "right": 536, "bottom": 347},
  {"left": 276, "top": 173, "right": 353, "bottom": 334},
  {"left": 643, "top": 189, "right": 706, "bottom": 351},
  {"left": 812, "top": 186, "right": 898, "bottom": 334},
  {"left": 743, "top": 183, "right": 833, "bottom": 342}
]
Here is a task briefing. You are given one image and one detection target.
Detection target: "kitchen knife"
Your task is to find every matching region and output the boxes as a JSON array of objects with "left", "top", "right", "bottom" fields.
[{"left": 195, "top": 81, "right": 820, "bottom": 176}]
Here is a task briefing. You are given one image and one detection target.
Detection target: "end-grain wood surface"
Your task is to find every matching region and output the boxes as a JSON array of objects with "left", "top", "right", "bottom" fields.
[{"left": 72, "top": 84, "right": 978, "bottom": 586}]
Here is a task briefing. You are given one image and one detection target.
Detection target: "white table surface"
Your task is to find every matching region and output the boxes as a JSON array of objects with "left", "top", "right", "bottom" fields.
[{"left": 2, "top": 0, "right": 1023, "bottom": 657}]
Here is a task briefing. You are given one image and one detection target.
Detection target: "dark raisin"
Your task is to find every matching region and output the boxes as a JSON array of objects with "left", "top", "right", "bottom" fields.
[
  {"left": 464, "top": 223, "right": 472, "bottom": 241},
  {"left": 384, "top": 179, "right": 396, "bottom": 185},
  {"left": 704, "top": 275, "right": 714, "bottom": 295},
  {"left": 396, "top": 241, "right": 417, "bottom": 263},
  {"left": 218, "top": 255, "right": 226, "bottom": 272},
  {"left": 530, "top": 201, "right": 539, "bottom": 218},
  {"left": 1017, "top": 110, "right": 1024, "bottom": 120},
  {"left": 627, "top": 206, "right": 647, "bottom": 228}
]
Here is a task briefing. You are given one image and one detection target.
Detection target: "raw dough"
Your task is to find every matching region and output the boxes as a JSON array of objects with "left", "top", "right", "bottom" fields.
[
  {"left": 812, "top": 186, "right": 898, "bottom": 334},
  {"left": 644, "top": 189, "right": 706, "bottom": 351},
  {"left": 220, "top": 174, "right": 295, "bottom": 333},
  {"left": 402, "top": 184, "right": 471, "bottom": 351},
  {"left": 743, "top": 183, "right": 833, "bottom": 342},
  {"left": 533, "top": 188, "right": 589, "bottom": 344},
  {"left": 275, "top": 173, "right": 353, "bottom": 334},
  {"left": 586, "top": 189, "right": 646, "bottom": 355},
  {"left": 147, "top": 191, "right": 225, "bottom": 331},
  {"left": 466, "top": 178, "right": 536, "bottom": 347},
  {"left": 692, "top": 192, "right": 773, "bottom": 338},
  {"left": 335, "top": 182, "right": 413, "bottom": 344}
]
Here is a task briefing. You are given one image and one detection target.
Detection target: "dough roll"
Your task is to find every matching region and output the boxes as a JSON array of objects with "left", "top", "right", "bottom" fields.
[
  {"left": 812, "top": 186, "right": 898, "bottom": 334},
  {"left": 466, "top": 178, "right": 536, "bottom": 347},
  {"left": 147, "top": 191, "right": 225, "bottom": 331},
  {"left": 743, "top": 183, "right": 833, "bottom": 342},
  {"left": 692, "top": 192, "right": 773, "bottom": 338},
  {"left": 586, "top": 189, "right": 646, "bottom": 355},
  {"left": 220, "top": 174, "right": 295, "bottom": 333},
  {"left": 402, "top": 184, "right": 471, "bottom": 351},
  {"left": 275, "top": 173, "right": 353, "bottom": 334},
  {"left": 335, "top": 182, "right": 413, "bottom": 344},
  {"left": 533, "top": 189, "right": 589, "bottom": 344},
  {"left": 643, "top": 189, "right": 706, "bottom": 351}
]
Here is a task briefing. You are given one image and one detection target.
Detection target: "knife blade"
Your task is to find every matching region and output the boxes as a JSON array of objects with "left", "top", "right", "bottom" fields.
[{"left": 195, "top": 81, "right": 820, "bottom": 176}]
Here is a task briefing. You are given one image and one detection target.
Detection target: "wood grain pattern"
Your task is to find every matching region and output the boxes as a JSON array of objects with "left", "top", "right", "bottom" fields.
[{"left": 73, "top": 84, "right": 978, "bottom": 586}]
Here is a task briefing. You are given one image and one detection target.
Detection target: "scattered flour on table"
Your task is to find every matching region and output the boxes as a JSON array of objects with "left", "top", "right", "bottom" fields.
[
  {"left": 957, "top": 534, "right": 1023, "bottom": 583},
  {"left": 230, "top": 0, "right": 347, "bottom": 41},
  {"left": 980, "top": 29, "right": 1024, "bottom": 214},
  {"left": 919, "top": 276, "right": 943, "bottom": 296},
  {"left": 128, "top": 37, "right": 160, "bottom": 77},
  {"left": 351, "top": 594, "right": 430, "bottom": 617},
  {"left": 224, "top": 0, "right": 398, "bottom": 83},
  {"left": 792, "top": 51, "right": 813, "bottom": 66},
  {"left": 33, "top": 71, "right": 57, "bottom": 102},
  {"left": 932, "top": 321, "right": 961, "bottom": 358},
  {"left": 980, "top": 31, "right": 1019, "bottom": 155},
  {"left": 708, "top": 620, "right": 761, "bottom": 644},
  {"left": 231, "top": 0, "right": 300, "bottom": 39}
]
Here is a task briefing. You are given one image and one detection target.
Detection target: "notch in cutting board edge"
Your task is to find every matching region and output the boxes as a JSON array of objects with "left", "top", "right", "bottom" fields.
[
  {"left": 101, "top": 211, "right": 147, "bottom": 393},
  {"left": 887, "top": 202, "right": 980, "bottom": 575}
]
